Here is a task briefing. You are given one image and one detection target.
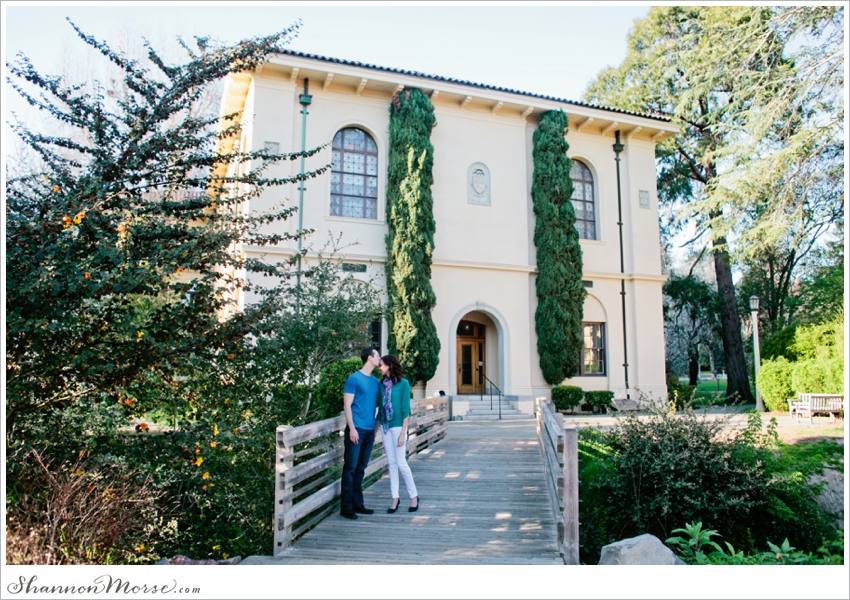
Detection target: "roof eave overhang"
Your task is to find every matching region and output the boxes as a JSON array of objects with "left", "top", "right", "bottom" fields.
[{"left": 213, "top": 52, "right": 679, "bottom": 178}]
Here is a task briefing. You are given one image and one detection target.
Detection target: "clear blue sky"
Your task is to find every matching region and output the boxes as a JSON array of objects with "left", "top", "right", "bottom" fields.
[{"left": 4, "top": 4, "right": 650, "bottom": 108}]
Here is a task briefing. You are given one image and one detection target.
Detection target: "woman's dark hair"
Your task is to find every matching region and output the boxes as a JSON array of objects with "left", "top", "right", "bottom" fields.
[{"left": 380, "top": 354, "right": 403, "bottom": 383}]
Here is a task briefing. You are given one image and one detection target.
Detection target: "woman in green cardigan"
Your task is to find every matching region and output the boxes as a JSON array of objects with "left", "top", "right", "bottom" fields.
[{"left": 378, "top": 354, "right": 419, "bottom": 513}]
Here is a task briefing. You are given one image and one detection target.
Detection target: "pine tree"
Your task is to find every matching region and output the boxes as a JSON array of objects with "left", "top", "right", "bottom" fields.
[
  {"left": 5, "top": 21, "right": 329, "bottom": 423},
  {"left": 582, "top": 7, "right": 843, "bottom": 403},
  {"left": 385, "top": 89, "right": 440, "bottom": 384},
  {"left": 532, "top": 110, "right": 586, "bottom": 384}
]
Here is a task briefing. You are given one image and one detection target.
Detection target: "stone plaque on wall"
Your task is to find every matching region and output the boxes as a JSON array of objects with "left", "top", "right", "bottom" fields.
[
  {"left": 639, "top": 190, "right": 651, "bottom": 209},
  {"left": 467, "top": 162, "right": 491, "bottom": 206}
]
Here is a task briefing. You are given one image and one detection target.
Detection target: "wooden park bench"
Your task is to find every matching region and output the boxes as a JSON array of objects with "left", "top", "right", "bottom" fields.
[
  {"left": 794, "top": 393, "right": 844, "bottom": 424},
  {"left": 787, "top": 393, "right": 806, "bottom": 419}
]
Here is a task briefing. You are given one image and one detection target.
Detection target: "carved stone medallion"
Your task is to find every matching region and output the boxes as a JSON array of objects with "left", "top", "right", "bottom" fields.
[{"left": 467, "top": 162, "right": 491, "bottom": 205}]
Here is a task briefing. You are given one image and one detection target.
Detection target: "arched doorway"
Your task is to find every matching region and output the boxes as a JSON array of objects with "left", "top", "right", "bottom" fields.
[
  {"left": 449, "top": 305, "right": 508, "bottom": 396},
  {"left": 456, "top": 319, "right": 486, "bottom": 394}
]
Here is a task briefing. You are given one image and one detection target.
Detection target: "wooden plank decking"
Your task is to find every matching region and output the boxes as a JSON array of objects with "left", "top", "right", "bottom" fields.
[{"left": 268, "top": 420, "right": 562, "bottom": 565}]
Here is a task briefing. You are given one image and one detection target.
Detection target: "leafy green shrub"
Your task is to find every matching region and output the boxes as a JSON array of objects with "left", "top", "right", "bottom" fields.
[
  {"left": 757, "top": 357, "right": 795, "bottom": 412},
  {"left": 666, "top": 521, "right": 844, "bottom": 565},
  {"left": 552, "top": 385, "right": 583, "bottom": 413},
  {"left": 792, "top": 357, "right": 843, "bottom": 395},
  {"left": 791, "top": 319, "right": 841, "bottom": 359},
  {"left": 577, "top": 408, "right": 836, "bottom": 564},
  {"left": 584, "top": 390, "right": 615, "bottom": 413},
  {"left": 787, "top": 318, "right": 844, "bottom": 395},
  {"left": 762, "top": 325, "right": 799, "bottom": 361},
  {"left": 666, "top": 372, "right": 696, "bottom": 409},
  {"left": 758, "top": 317, "right": 844, "bottom": 408},
  {"left": 314, "top": 358, "right": 362, "bottom": 420}
]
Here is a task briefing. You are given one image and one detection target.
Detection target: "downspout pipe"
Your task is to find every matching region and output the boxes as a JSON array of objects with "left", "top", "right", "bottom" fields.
[
  {"left": 295, "top": 79, "right": 312, "bottom": 311},
  {"left": 612, "top": 131, "right": 630, "bottom": 400}
]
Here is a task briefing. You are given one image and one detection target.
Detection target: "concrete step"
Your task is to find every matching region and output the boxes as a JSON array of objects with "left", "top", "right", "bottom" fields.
[
  {"left": 463, "top": 399, "right": 518, "bottom": 406},
  {"left": 455, "top": 395, "right": 519, "bottom": 401},
  {"left": 467, "top": 408, "right": 523, "bottom": 415},
  {"left": 464, "top": 413, "right": 533, "bottom": 421}
]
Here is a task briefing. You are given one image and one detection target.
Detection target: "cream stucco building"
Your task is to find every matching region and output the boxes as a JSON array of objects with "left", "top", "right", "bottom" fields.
[{"left": 219, "top": 50, "right": 677, "bottom": 411}]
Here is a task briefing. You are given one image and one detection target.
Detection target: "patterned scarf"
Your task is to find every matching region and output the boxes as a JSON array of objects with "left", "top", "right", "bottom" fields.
[{"left": 381, "top": 378, "right": 394, "bottom": 433}]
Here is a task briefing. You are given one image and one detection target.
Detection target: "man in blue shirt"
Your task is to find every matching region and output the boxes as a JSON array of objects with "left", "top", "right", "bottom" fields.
[{"left": 340, "top": 347, "right": 381, "bottom": 519}]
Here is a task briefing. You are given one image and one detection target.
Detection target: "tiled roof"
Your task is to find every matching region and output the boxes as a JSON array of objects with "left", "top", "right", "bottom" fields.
[{"left": 277, "top": 49, "right": 671, "bottom": 123}]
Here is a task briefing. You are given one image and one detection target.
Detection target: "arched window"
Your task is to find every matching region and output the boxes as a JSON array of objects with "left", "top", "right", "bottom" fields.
[
  {"left": 330, "top": 128, "right": 378, "bottom": 219},
  {"left": 570, "top": 160, "right": 596, "bottom": 240}
]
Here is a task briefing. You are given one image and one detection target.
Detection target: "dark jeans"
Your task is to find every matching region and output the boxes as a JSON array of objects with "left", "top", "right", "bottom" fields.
[{"left": 340, "top": 426, "right": 375, "bottom": 513}]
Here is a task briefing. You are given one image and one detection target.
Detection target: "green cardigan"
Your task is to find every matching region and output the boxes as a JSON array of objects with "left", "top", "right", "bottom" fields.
[{"left": 378, "top": 377, "right": 412, "bottom": 429}]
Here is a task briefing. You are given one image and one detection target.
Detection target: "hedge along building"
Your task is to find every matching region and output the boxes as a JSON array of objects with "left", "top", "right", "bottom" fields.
[{"left": 219, "top": 50, "right": 678, "bottom": 410}]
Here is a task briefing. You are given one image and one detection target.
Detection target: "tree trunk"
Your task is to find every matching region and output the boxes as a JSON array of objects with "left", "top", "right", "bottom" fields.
[
  {"left": 688, "top": 354, "right": 699, "bottom": 386},
  {"left": 712, "top": 235, "right": 755, "bottom": 403}
]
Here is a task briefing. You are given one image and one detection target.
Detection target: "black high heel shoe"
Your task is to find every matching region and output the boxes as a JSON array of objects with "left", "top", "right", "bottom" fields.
[
  {"left": 408, "top": 496, "right": 419, "bottom": 513},
  {"left": 387, "top": 498, "right": 399, "bottom": 514}
]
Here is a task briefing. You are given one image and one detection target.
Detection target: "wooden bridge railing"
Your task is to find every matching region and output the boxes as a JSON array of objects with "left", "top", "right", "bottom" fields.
[
  {"left": 274, "top": 396, "right": 449, "bottom": 554},
  {"left": 535, "top": 397, "right": 579, "bottom": 565}
]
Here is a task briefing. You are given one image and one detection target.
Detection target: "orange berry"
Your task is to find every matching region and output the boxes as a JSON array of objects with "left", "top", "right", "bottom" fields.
[
  {"left": 117, "top": 224, "right": 127, "bottom": 233},
  {"left": 177, "top": 268, "right": 184, "bottom": 274},
  {"left": 210, "top": 441, "right": 217, "bottom": 448},
  {"left": 53, "top": 186, "right": 60, "bottom": 192},
  {"left": 84, "top": 272, "right": 91, "bottom": 279}
]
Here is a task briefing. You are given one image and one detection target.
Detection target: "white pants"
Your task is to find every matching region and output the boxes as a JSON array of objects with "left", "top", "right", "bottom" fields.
[{"left": 383, "top": 426, "right": 418, "bottom": 499}]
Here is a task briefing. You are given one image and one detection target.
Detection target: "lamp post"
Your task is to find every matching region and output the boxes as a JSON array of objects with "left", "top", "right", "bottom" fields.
[
  {"left": 295, "top": 79, "right": 312, "bottom": 312},
  {"left": 612, "top": 131, "right": 630, "bottom": 400},
  {"left": 749, "top": 295, "right": 765, "bottom": 412}
]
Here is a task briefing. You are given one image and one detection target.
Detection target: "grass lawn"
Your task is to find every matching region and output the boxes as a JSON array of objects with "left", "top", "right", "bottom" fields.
[
  {"left": 688, "top": 378, "right": 756, "bottom": 404},
  {"left": 696, "top": 378, "right": 727, "bottom": 393}
]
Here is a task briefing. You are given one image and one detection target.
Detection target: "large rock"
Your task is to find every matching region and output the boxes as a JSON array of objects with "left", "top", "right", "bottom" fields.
[
  {"left": 812, "top": 463, "right": 845, "bottom": 530},
  {"left": 598, "top": 534, "right": 684, "bottom": 565}
]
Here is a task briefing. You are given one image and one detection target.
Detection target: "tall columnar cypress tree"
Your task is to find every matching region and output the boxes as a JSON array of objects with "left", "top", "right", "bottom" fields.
[
  {"left": 385, "top": 88, "right": 440, "bottom": 384},
  {"left": 532, "top": 110, "right": 587, "bottom": 384}
]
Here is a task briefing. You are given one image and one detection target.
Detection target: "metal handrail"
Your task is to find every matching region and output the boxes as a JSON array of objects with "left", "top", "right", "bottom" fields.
[{"left": 479, "top": 373, "right": 503, "bottom": 420}]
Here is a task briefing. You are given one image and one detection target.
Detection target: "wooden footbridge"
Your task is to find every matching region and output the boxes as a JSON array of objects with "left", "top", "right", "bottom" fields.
[{"left": 265, "top": 397, "right": 579, "bottom": 565}]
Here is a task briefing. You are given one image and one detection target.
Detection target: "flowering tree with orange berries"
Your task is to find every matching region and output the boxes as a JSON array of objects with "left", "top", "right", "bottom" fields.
[
  {"left": 5, "top": 20, "right": 328, "bottom": 430},
  {"left": 5, "top": 21, "right": 394, "bottom": 564}
]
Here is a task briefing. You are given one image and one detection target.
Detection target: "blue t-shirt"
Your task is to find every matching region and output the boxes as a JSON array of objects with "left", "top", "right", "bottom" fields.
[{"left": 343, "top": 370, "right": 379, "bottom": 430}]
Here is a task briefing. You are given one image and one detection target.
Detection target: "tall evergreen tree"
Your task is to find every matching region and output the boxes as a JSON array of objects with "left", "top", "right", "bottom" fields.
[
  {"left": 582, "top": 6, "right": 842, "bottom": 403},
  {"left": 385, "top": 89, "right": 440, "bottom": 384},
  {"left": 586, "top": 7, "right": 842, "bottom": 253},
  {"left": 532, "top": 110, "right": 586, "bottom": 384}
]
